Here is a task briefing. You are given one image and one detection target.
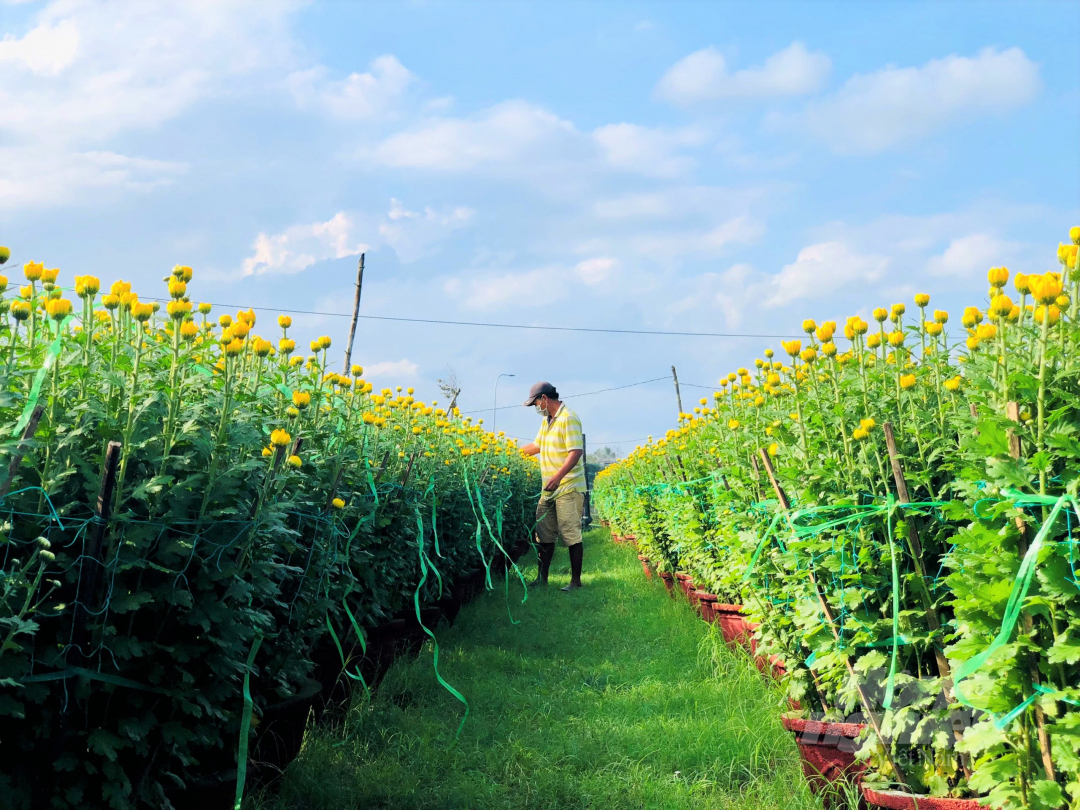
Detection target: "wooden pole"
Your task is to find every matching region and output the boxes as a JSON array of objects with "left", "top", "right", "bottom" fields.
[
  {"left": 70, "top": 441, "right": 122, "bottom": 666},
  {"left": 757, "top": 446, "right": 908, "bottom": 786},
  {"left": 671, "top": 365, "right": 683, "bottom": 415},
  {"left": 881, "top": 423, "right": 951, "bottom": 676},
  {"left": 881, "top": 423, "right": 970, "bottom": 775},
  {"left": 582, "top": 433, "right": 592, "bottom": 526},
  {"left": 1006, "top": 401, "right": 1056, "bottom": 781},
  {"left": 342, "top": 253, "right": 365, "bottom": 374},
  {"left": 0, "top": 404, "right": 45, "bottom": 498}
]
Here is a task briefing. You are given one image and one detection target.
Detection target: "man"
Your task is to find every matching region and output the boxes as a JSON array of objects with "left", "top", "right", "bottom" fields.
[{"left": 520, "top": 381, "right": 586, "bottom": 591}]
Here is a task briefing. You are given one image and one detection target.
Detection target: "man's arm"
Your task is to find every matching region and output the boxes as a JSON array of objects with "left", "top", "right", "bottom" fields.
[
  {"left": 543, "top": 448, "right": 583, "bottom": 492},
  {"left": 520, "top": 442, "right": 540, "bottom": 456}
]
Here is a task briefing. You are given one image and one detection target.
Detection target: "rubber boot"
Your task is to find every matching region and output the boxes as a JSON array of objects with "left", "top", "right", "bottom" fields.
[
  {"left": 530, "top": 542, "right": 555, "bottom": 587},
  {"left": 561, "top": 543, "right": 583, "bottom": 592}
]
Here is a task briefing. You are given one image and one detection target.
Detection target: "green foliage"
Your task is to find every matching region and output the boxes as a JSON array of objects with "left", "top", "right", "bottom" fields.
[
  {"left": 595, "top": 246, "right": 1080, "bottom": 807},
  {"left": 0, "top": 268, "right": 538, "bottom": 807},
  {"left": 254, "top": 532, "right": 820, "bottom": 810}
]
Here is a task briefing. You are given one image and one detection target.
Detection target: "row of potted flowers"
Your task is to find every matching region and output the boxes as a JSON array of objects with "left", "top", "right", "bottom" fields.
[
  {"left": 610, "top": 524, "right": 993, "bottom": 810},
  {"left": 593, "top": 232, "right": 1080, "bottom": 810}
]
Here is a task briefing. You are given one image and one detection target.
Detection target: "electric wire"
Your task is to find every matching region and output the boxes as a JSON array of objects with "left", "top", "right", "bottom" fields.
[
  {"left": 459, "top": 376, "right": 670, "bottom": 414},
  {"left": 144, "top": 298, "right": 802, "bottom": 339}
]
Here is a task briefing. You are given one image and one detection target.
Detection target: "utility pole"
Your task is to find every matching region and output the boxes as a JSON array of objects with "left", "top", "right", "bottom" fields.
[
  {"left": 581, "top": 433, "right": 592, "bottom": 527},
  {"left": 671, "top": 365, "right": 683, "bottom": 414},
  {"left": 342, "top": 253, "right": 365, "bottom": 373}
]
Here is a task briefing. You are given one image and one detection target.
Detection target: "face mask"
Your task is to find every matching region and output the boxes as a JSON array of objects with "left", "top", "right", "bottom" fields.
[{"left": 534, "top": 401, "right": 546, "bottom": 415}]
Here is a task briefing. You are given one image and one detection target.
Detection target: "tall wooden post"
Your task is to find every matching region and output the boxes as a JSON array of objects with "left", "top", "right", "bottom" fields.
[
  {"left": 757, "top": 445, "right": 909, "bottom": 787},
  {"left": 0, "top": 404, "right": 45, "bottom": 498},
  {"left": 343, "top": 253, "right": 365, "bottom": 373},
  {"left": 671, "top": 365, "right": 683, "bottom": 414},
  {"left": 70, "top": 441, "right": 122, "bottom": 666},
  {"left": 581, "top": 433, "right": 592, "bottom": 526},
  {"left": 1006, "top": 402, "right": 1056, "bottom": 781}
]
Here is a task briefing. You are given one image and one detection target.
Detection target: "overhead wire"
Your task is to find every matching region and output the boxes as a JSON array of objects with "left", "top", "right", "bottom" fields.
[
  {"left": 459, "top": 376, "right": 670, "bottom": 414},
  {"left": 143, "top": 298, "right": 802, "bottom": 339}
]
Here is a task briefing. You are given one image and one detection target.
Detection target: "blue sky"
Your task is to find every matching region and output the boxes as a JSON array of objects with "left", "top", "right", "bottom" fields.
[{"left": 2, "top": 0, "right": 1078, "bottom": 452}]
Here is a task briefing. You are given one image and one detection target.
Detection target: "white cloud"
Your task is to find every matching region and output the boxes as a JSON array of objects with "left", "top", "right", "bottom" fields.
[
  {"left": 445, "top": 266, "right": 565, "bottom": 310},
  {"left": 593, "top": 185, "right": 775, "bottom": 221},
  {"left": 379, "top": 198, "right": 474, "bottom": 263},
  {"left": 443, "top": 258, "right": 616, "bottom": 309},
  {"left": 796, "top": 47, "right": 1041, "bottom": 153},
  {"left": 242, "top": 198, "right": 472, "bottom": 274},
  {"left": 656, "top": 42, "right": 830, "bottom": 105},
  {"left": 592, "top": 123, "right": 705, "bottom": 177},
  {"left": 0, "top": 0, "right": 298, "bottom": 141},
  {"left": 0, "top": 17, "right": 79, "bottom": 75},
  {"left": 287, "top": 55, "right": 413, "bottom": 119},
  {"left": 242, "top": 212, "right": 368, "bottom": 276},
  {"left": 926, "top": 233, "right": 1017, "bottom": 277},
  {"left": 0, "top": 147, "right": 187, "bottom": 210},
  {"left": 575, "top": 257, "right": 617, "bottom": 285},
  {"left": 0, "top": 0, "right": 299, "bottom": 207},
  {"left": 665, "top": 243, "right": 889, "bottom": 329},
  {"left": 362, "top": 101, "right": 705, "bottom": 183},
  {"left": 363, "top": 100, "right": 584, "bottom": 172},
  {"left": 364, "top": 359, "right": 419, "bottom": 379},
  {"left": 766, "top": 242, "right": 889, "bottom": 307},
  {"left": 630, "top": 215, "right": 765, "bottom": 259}
]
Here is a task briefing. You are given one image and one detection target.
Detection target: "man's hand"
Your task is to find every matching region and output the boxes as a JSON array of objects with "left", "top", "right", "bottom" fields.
[{"left": 543, "top": 449, "right": 581, "bottom": 493}]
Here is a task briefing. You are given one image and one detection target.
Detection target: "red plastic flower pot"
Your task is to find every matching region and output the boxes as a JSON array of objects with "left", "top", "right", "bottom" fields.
[
  {"left": 675, "top": 573, "right": 695, "bottom": 601},
  {"left": 781, "top": 715, "right": 866, "bottom": 796},
  {"left": 860, "top": 787, "right": 990, "bottom": 810},
  {"left": 713, "top": 603, "right": 753, "bottom": 649},
  {"left": 637, "top": 554, "right": 653, "bottom": 580},
  {"left": 659, "top": 571, "right": 675, "bottom": 596},
  {"left": 693, "top": 591, "right": 718, "bottom": 622}
]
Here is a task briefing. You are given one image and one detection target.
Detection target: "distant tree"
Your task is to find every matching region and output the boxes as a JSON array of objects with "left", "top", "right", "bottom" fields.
[
  {"left": 589, "top": 446, "right": 620, "bottom": 465},
  {"left": 438, "top": 365, "right": 462, "bottom": 412}
]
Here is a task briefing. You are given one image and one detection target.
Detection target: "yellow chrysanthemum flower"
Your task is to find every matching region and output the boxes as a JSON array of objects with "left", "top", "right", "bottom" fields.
[{"left": 987, "top": 266, "right": 1009, "bottom": 288}]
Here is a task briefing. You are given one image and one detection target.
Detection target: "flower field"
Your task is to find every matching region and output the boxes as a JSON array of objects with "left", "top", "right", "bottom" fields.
[
  {"left": 594, "top": 230, "right": 1080, "bottom": 810},
  {"left": 0, "top": 256, "right": 539, "bottom": 808}
]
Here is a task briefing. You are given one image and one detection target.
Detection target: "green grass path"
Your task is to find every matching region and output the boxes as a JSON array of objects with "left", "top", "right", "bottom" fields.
[{"left": 258, "top": 528, "right": 820, "bottom": 810}]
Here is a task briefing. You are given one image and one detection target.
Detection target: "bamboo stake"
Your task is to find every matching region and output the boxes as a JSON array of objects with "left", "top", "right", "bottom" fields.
[
  {"left": 0, "top": 404, "right": 45, "bottom": 498},
  {"left": 1007, "top": 401, "right": 1056, "bottom": 782},
  {"left": 70, "top": 440, "right": 122, "bottom": 666},
  {"left": 342, "top": 253, "right": 364, "bottom": 374},
  {"left": 758, "top": 447, "right": 909, "bottom": 787},
  {"left": 882, "top": 422, "right": 951, "bottom": 679}
]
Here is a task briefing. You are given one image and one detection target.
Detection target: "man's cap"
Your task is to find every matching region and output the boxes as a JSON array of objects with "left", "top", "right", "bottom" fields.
[{"left": 523, "top": 381, "right": 557, "bottom": 406}]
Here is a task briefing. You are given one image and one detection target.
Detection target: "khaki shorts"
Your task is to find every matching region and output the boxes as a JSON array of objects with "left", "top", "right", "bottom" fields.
[{"left": 535, "top": 490, "right": 585, "bottom": 547}]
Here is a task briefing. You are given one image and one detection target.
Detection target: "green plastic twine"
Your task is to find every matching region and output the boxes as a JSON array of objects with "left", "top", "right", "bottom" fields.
[
  {"left": 234, "top": 634, "right": 263, "bottom": 810},
  {"left": 472, "top": 483, "right": 528, "bottom": 622},
  {"left": 462, "top": 465, "right": 493, "bottom": 588},
  {"left": 413, "top": 505, "right": 470, "bottom": 737},
  {"left": 741, "top": 496, "right": 947, "bottom": 709},
  {"left": 954, "top": 490, "right": 1076, "bottom": 710},
  {"left": 12, "top": 314, "right": 74, "bottom": 437},
  {"left": 882, "top": 496, "right": 901, "bottom": 710},
  {"left": 741, "top": 511, "right": 787, "bottom": 582}
]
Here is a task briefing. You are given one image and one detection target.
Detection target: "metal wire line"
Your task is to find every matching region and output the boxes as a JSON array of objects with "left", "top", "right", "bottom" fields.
[
  {"left": 459, "top": 376, "right": 671, "bottom": 414},
  {"left": 143, "top": 297, "right": 803, "bottom": 339}
]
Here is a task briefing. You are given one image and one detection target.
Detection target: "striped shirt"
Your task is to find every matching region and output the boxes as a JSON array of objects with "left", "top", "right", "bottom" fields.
[{"left": 535, "top": 403, "right": 586, "bottom": 500}]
